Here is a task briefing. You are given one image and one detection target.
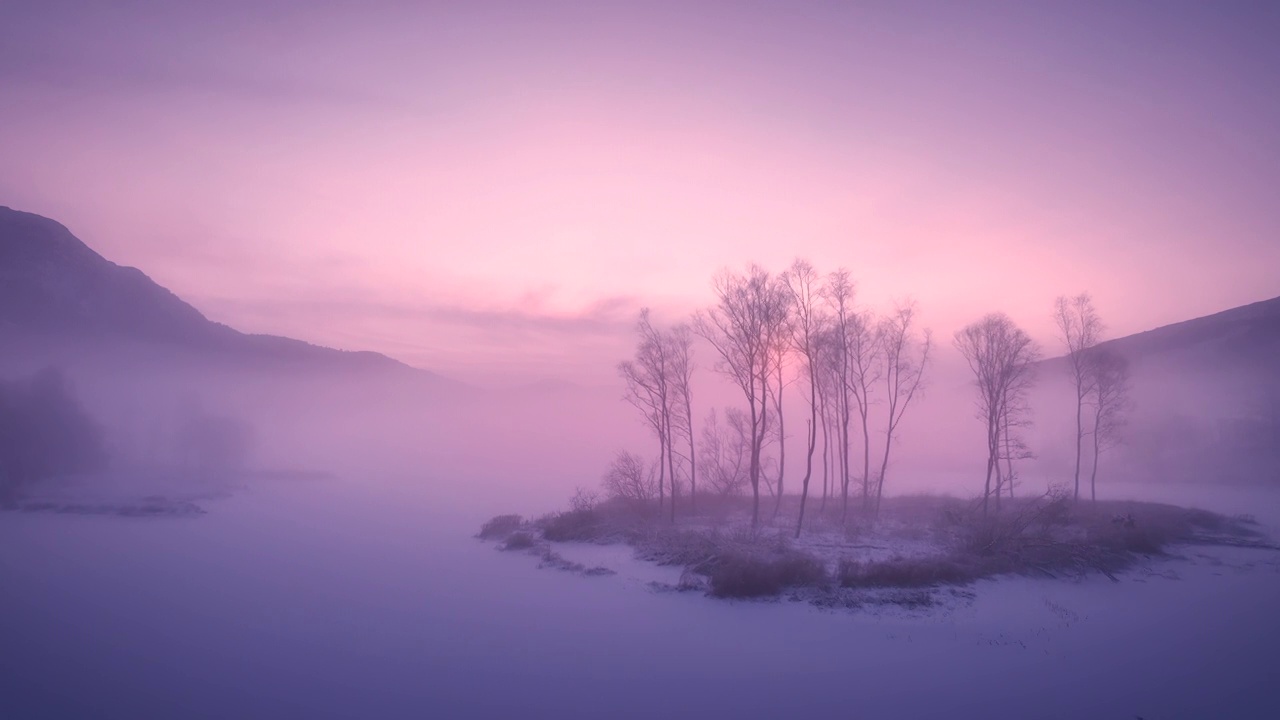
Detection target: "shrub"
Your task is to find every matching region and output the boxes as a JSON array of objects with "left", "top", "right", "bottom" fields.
[
  {"left": 639, "top": 529, "right": 729, "bottom": 567},
  {"left": 707, "top": 550, "right": 827, "bottom": 598},
  {"left": 1086, "top": 520, "right": 1167, "bottom": 555},
  {"left": 1112, "top": 526, "right": 1164, "bottom": 555},
  {"left": 570, "top": 486, "right": 600, "bottom": 513},
  {"left": 601, "top": 450, "right": 657, "bottom": 503},
  {"left": 478, "top": 514, "right": 524, "bottom": 540},
  {"left": 954, "top": 493, "right": 1065, "bottom": 557},
  {"left": 839, "top": 556, "right": 976, "bottom": 588},
  {"left": 501, "top": 531, "right": 537, "bottom": 550},
  {"left": 1039, "top": 487, "right": 1073, "bottom": 526},
  {"left": 939, "top": 494, "right": 1252, "bottom": 580},
  {"left": 540, "top": 508, "right": 604, "bottom": 542}
]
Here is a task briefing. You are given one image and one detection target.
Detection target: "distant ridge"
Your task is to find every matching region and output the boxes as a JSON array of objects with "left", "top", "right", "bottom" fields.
[
  {"left": 0, "top": 205, "right": 444, "bottom": 380},
  {"left": 1097, "top": 295, "right": 1280, "bottom": 364},
  {"left": 1040, "top": 294, "right": 1280, "bottom": 371}
]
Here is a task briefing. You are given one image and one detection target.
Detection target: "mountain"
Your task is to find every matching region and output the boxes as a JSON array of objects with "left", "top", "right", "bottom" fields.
[
  {"left": 1093, "top": 295, "right": 1280, "bottom": 372},
  {"left": 1038, "top": 295, "right": 1280, "bottom": 485},
  {"left": 0, "top": 205, "right": 441, "bottom": 379},
  {"left": 1038, "top": 295, "right": 1280, "bottom": 378}
]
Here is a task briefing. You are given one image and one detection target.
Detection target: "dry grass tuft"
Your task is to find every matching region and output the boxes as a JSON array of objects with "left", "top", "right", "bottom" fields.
[{"left": 477, "top": 514, "right": 524, "bottom": 540}]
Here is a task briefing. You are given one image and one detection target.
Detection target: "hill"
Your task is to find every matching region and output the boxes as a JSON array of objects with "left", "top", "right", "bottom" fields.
[
  {"left": 1095, "top": 295, "right": 1280, "bottom": 372},
  {"left": 0, "top": 205, "right": 443, "bottom": 380}
]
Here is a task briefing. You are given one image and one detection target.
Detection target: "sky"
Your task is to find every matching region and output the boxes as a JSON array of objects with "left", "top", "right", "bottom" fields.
[{"left": 2, "top": 0, "right": 1278, "bottom": 385}]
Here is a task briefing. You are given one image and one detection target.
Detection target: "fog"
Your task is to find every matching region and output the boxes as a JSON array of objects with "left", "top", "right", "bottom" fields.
[
  {"left": 5, "top": 0, "right": 1280, "bottom": 714},
  {"left": 2, "top": 330, "right": 1279, "bottom": 717},
  {"left": 5, "top": 319, "right": 1277, "bottom": 510}
]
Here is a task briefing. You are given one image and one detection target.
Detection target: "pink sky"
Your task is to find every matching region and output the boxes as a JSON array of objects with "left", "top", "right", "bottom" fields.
[{"left": 2, "top": 1, "right": 1278, "bottom": 384}]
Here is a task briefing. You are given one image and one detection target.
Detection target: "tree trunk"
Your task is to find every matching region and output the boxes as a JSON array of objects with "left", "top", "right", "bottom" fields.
[
  {"left": 1073, "top": 392, "right": 1083, "bottom": 501},
  {"left": 667, "top": 408, "right": 677, "bottom": 523},
  {"left": 795, "top": 365, "right": 818, "bottom": 538},
  {"left": 685, "top": 390, "right": 697, "bottom": 515},
  {"left": 993, "top": 440, "right": 1004, "bottom": 511},
  {"left": 860, "top": 404, "right": 871, "bottom": 513},
  {"left": 772, "top": 363, "right": 786, "bottom": 520},
  {"left": 819, "top": 389, "right": 829, "bottom": 513},
  {"left": 992, "top": 407, "right": 1004, "bottom": 501},
  {"left": 1002, "top": 412, "right": 1015, "bottom": 499},
  {"left": 982, "top": 418, "right": 997, "bottom": 516},
  {"left": 657, "top": 429, "right": 666, "bottom": 517},
  {"left": 875, "top": 425, "right": 892, "bottom": 517},
  {"left": 748, "top": 384, "right": 761, "bottom": 529},
  {"left": 1090, "top": 408, "right": 1101, "bottom": 502},
  {"left": 840, "top": 392, "right": 851, "bottom": 525}
]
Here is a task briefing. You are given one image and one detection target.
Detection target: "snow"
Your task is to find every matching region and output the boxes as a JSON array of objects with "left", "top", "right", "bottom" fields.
[
  {"left": 548, "top": 541, "right": 687, "bottom": 587},
  {"left": 1, "top": 477, "right": 1278, "bottom": 719}
]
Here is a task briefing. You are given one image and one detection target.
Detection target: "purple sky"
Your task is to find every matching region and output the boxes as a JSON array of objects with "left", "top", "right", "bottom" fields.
[{"left": 3, "top": 1, "right": 1278, "bottom": 383}]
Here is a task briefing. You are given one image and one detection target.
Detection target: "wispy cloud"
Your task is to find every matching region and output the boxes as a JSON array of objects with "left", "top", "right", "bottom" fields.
[
  {"left": 203, "top": 293, "right": 640, "bottom": 337},
  {"left": 192, "top": 290, "right": 649, "bottom": 383}
]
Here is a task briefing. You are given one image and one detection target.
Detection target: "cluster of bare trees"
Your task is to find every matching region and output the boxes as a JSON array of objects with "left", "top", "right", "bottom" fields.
[
  {"left": 694, "top": 265, "right": 790, "bottom": 528},
  {"left": 1053, "top": 294, "right": 1132, "bottom": 502},
  {"left": 954, "top": 314, "right": 1039, "bottom": 514},
  {"left": 802, "top": 271, "right": 933, "bottom": 528},
  {"left": 618, "top": 310, "right": 696, "bottom": 521},
  {"left": 611, "top": 260, "right": 932, "bottom": 535},
  {"left": 951, "top": 295, "right": 1133, "bottom": 515},
  {"left": 609, "top": 272, "right": 1134, "bottom": 528},
  {"left": 698, "top": 408, "right": 753, "bottom": 496},
  {"left": 875, "top": 303, "right": 933, "bottom": 513}
]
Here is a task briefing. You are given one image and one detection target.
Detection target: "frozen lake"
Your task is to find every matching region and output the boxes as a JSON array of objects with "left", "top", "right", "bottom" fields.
[{"left": 2, "top": 477, "right": 1279, "bottom": 719}]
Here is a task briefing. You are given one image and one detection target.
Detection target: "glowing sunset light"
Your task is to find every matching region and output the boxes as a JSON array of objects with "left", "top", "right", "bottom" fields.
[{"left": 2, "top": 1, "right": 1277, "bottom": 383}]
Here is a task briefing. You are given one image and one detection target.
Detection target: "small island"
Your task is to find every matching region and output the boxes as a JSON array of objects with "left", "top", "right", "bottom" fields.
[
  {"left": 479, "top": 489, "right": 1274, "bottom": 610},
  {"left": 478, "top": 264, "right": 1277, "bottom": 611}
]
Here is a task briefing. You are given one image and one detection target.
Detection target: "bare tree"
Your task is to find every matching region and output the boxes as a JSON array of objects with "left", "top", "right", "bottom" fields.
[
  {"left": 1054, "top": 294, "right": 1103, "bottom": 501},
  {"left": 996, "top": 398, "right": 1034, "bottom": 499},
  {"left": 699, "top": 408, "right": 752, "bottom": 496},
  {"left": 816, "top": 359, "right": 833, "bottom": 513},
  {"left": 765, "top": 284, "right": 794, "bottom": 520},
  {"left": 817, "top": 341, "right": 846, "bottom": 516},
  {"left": 998, "top": 413, "right": 1017, "bottom": 498},
  {"left": 1088, "top": 348, "right": 1131, "bottom": 501},
  {"left": 992, "top": 349, "right": 1036, "bottom": 509},
  {"left": 602, "top": 450, "right": 657, "bottom": 505},
  {"left": 846, "top": 308, "right": 879, "bottom": 512},
  {"left": 619, "top": 309, "right": 676, "bottom": 519},
  {"left": 695, "top": 266, "right": 790, "bottom": 528},
  {"left": 955, "top": 313, "right": 1040, "bottom": 515},
  {"left": 872, "top": 302, "right": 931, "bottom": 515},
  {"left": 669, "top": 324, "right": 698, "bottom": 513},
  {"left": 821, "top": 270, "right": 879, "bottom": 516},
  {"left": 822, "top": 271, "right": 856, "bottom": 524},
  {"left": 783, "top": 259, "right": 826, "bottom": 536}
]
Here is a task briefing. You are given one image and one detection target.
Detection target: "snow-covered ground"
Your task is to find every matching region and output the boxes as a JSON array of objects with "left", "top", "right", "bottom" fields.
[{"left": 2, "top": 477, "right": 1278, "bottom": 719}]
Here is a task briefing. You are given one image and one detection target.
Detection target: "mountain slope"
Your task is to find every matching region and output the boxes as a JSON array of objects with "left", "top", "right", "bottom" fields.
[
  {"left": 1096, "top": 295, "right": 1280, "bottom": 370},
  {"left": 1036, "top": 295, "right": 1280, "bottom": 485},
  {"left": 0, "top": 205, "right": 437, "bottom": 378},
  {"left": 1037, "top": 294, "right": 1280, "bottom": 376}
]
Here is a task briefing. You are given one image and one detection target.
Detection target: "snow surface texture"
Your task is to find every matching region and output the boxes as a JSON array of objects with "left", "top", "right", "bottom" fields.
[{"left": 2, "top": 478, "right": 1278, "bottom": 719}]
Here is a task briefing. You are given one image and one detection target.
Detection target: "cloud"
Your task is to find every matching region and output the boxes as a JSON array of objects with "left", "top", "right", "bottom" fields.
[
  {"left": 422, "top": 297, "right": 639, "bottom": 337},
  {"left": 203, "top": 292, "right": 640, "bottom": 338},
  {"left": 191, "top": 290, "right": 652, "bottom": 383}
]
